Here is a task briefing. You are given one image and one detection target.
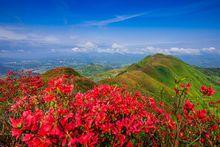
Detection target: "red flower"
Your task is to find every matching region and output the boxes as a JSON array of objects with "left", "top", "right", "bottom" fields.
[
  {"left": 197, "top": 109, "right": 207, "bottom": 119},
  {"left": 59, "top": 84, "right": 73, "bottom": 94},
  {"left": 43, "top": 94, "right": 55, "bottom": 102},
  {"left": 180, "top": 83, "right": 191, "bottom": 91},
  {"left": 200, "top": 85, "right": 215, "bottom": 96},
  {"left": 10, "top": 117, "right": 22, "bottom": 129},
  {"left": 0, "top": 97, "right": 6, "bottom": 102},
  {"left": 186, "top": 83, "right": 191, "bottom": 91},
  {"left": 184, "top": 100, "right": 194, "bottom": 111},
  {"left": 10, "top": 117, "right": 23, "bottom": 139},
  {"left": 5, "top": 72, "right": 219, "bottom": 146},
  {"left": 210, "top": 124, "right": 218, "bottom": 131},
  {"left": 200, "top": 138, "right": 205, "bottom": 144},
  {"left": 174, "top": 88, "right": 180, "bottom": 95},
  {"left": 22, "top": 134, "right": 33, "bottom": 142}
]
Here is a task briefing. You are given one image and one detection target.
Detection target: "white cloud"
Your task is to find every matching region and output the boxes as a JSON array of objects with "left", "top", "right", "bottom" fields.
[
  {"left": 140, "top": 47, "right": 202, "bottom": 55},
  {"left": 112, "top": 43, "right": 123, "bottom": 49},
  {"left": 83, "top": 41, "right": 95, "bottom": 48},
  {"left": 70, "top": 42, "right": 218, "bottom": 56},
  {"left": 0, "top": 27, "right": 27, "bottom": 41},
  {"left": 0, "top": 26, "right": 62, "bottom": 45},
  {"left": 139, "top": 46, "right": 219, "bottom": 55},
  {"left": 71, "top": 47, "right": 81, "bottom": 52},
  {"left": 202, "top": 47, "right": 215, "bottom": 52},
  {"left": 71, "top": 47, "right": 93, "bottom": 52},
  {"left": 100, "top": 48, "right": 123, "bottom": 54},
  {"left": 71, "top": 42, "right": 96, "bottom": 53},
  {"left": 169, "top": 47, "right": 200, "bottom": 55},
  {"left": 0, "top": 26, "right": 219, "bottom": 56},
  {"left": 97, "top": 43, "right": 129, "bottom": 54}
]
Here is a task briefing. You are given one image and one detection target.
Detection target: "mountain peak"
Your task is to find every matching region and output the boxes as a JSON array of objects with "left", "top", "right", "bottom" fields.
[
  {"left": 42, "top": 67, "right": 81, "bottom": 80},
  {"left": 41, "top": 67, "right": 96, "bottom": 92},
  {"left": 102, "top": 53, "right": 211, "bottom": 101}
]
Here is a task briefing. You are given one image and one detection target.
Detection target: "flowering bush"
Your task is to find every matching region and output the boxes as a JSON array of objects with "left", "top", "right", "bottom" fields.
[
  {"left": 0, "top": 71, "right": 45, "bottom": 144},
  {"left": 0, "top": 72, "right": 219, "bottom": 146},
  {"left": 9, "top": 76, "right": 176, "bottom": 146}
]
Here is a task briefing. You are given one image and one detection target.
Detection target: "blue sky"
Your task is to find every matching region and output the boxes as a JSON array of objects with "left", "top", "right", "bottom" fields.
[{"left": 0, "top": 0, "right": 220, "bottom": 58}]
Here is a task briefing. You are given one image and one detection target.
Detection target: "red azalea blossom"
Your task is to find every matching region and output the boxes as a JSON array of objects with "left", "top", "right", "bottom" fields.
[
  {"left": 0, "top": 72, "right": 218, "bottom": 146},
  {"left": 43, "top": 94, "right": 55, "bottom": 102},
  {"left": 180, "top": 83, "right": 191, "bottom": 91},
  {"left": 197, "top": 109, "right": 207, "bottom": 119},
  {"left": 184, "top": 100, "right": 194, "bottom": 111},
  {"left": 174, "top": 82, "right": 191, "bottom": 95},
  {"left": 9, "top": 76, "right": 175, "bottom": 146},
  {"left": 200, "top": 85, "right": 216, "bottom": 96},
  {"left": 210, "top": 124, "right": 218, "bottom": 131}
]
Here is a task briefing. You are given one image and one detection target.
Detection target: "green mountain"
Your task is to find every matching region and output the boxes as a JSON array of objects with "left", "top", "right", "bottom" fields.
[
  {"left": 42, "top": 67, "right": 96, "bottom": 92},
  {"left": 40, "top": 54, "right": 219, "bottom": 104},
  {"left": 100, "top": 54, "right": 219, "bottom": 104}
]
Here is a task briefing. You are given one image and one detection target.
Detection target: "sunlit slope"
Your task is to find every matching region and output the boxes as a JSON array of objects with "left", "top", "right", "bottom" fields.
[
  {"left": 42, "top": 67, "right": 96, "bottom": 92},
  {"left": 92, "top": 67, "right": 127, "bottom": 82},
  {"left": 100, "top": 54, "right": 217, "bottom": 101}
]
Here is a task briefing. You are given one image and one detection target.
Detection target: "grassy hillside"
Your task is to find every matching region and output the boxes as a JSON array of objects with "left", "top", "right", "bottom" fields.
[
  {"left": 92, "top": 67, "right": 127, "bottom": 82},
  {"left": 198, "top": 68, "right": 220, "bottom": 83},
  {"left": 100, "top": 54, "right": 219, "bottom": 104},
  {"left": 42, "top": 67, "right": 96, "bottom": 92}
]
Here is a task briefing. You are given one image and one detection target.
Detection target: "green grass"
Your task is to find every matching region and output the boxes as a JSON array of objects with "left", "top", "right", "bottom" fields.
[
  {"left": 77, "top": 64, "right": 107, "bottom": 78},
  {"left": 92, "top": 67, "right": 127, "bottom": 82}
]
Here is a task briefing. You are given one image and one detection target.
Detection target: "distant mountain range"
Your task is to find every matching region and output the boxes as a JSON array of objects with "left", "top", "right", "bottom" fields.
[{"left": 1, "top": 52, "right": 220, "bottom": 76}]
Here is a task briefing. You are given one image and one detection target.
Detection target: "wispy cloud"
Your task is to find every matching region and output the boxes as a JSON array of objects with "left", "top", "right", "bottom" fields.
[
  {"left": 83, "top": 12, "right": 146, "bottom": 27},
  {"left": 0, "top": 26, "right": 63, "bottom": 45},
  {"left": 80, "top": 0, "right": 219, "bottom": 27},
  {"left": 0, "top": 27, "right": 28, "bottom": 41}
]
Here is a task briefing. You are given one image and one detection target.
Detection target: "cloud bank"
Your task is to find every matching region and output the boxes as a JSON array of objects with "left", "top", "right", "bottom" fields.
[{"left": 0, "top": 26, "right": 219, "bottom": 58}]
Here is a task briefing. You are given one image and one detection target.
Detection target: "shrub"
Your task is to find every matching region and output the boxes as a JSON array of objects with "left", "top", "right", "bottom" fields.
[{"left": 0, "top": 72, "right": 219, "bottom": 146}]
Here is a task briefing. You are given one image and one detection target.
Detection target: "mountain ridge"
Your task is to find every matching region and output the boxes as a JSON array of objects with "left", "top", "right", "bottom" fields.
[
  {"left": 99, "top": 54, "right": 219, "bottom": 103},
  {"left": 39, "top": 54, "right": 219, "bottom": 104}
]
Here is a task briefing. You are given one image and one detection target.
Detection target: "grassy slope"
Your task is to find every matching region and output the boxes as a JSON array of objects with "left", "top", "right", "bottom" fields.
[
  {"left": 100, "top": 54, "right": 219, "bottom": 104},
  {"left": 92, "top": 67, "right": 126, "bottom": 82},
  {"left": 77, "top": 64, "right": 107, "bottom": 78}
]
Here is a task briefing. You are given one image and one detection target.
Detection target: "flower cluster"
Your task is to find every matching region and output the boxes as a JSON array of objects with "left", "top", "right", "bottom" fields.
[
  {"left": 200, "top": 85, "right": 216, "bottom": 96},
  {"left": 179, "top": 100, "right": 220, "bottom": 145},
  {"left": 9, "top": 76, "right": 177, "bottom": 146},
  {"left": 174, "top": 80, "right": 191, "bottom": 96},
  {"left": 0, "top": 72, "right": 219, "bottom": 146}
]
